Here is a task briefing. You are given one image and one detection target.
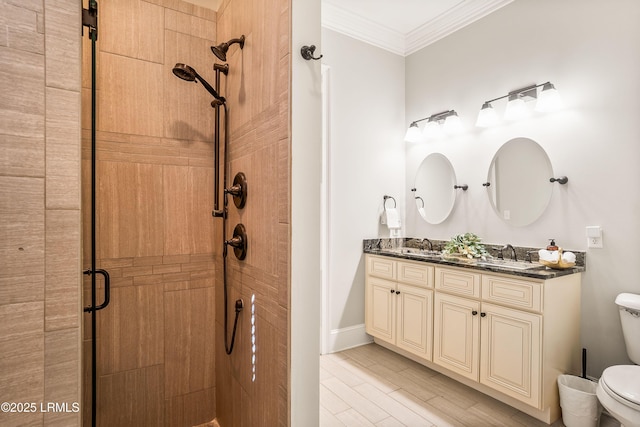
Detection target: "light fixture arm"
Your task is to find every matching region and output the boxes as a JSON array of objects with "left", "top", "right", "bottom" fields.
[
  {"left": 409, "top": 109, "right": 456, "bottom": 126},
  {"left": 483, "top": 82, "right": 551, "bottom": 104}
]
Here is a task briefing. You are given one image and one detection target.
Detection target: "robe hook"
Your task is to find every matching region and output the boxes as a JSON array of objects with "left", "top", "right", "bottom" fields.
[{"left": 301, "top": 45, "right": 323, "bottom": 60}]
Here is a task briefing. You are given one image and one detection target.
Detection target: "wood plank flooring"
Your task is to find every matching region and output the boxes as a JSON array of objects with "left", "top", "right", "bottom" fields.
[{"left": 320, "top": 343, "right": 620, "bottom": 427}]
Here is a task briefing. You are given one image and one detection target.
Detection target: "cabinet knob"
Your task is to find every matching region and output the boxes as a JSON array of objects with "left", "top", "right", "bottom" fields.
[
  {"left": 390, "top": 289, "right": 394, "bottom": 293},
  {"left": 396, "top": 291, "right": 400, "bottom": 295},
  {"left": 480, "top": 312, "right": 486, "bottom": 317},
  {"left": 472, "top": 310, "right": 478, "bottom": 315}
]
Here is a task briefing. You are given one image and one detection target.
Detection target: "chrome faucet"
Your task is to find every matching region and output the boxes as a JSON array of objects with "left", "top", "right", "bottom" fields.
[
  {"left": 501, "top": 244, "right": 518, "bottom": 261},
  {"left": 421, "top": 238, "right": 433, "bottom": 251}
]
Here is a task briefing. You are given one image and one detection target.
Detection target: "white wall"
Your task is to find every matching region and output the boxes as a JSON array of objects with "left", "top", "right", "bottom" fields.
[
  {"left": 405, "top": 0, "right": 640, "bottom": 376},
  {"left": 321, "top": 28, "right": 405, "bottom": 351}
]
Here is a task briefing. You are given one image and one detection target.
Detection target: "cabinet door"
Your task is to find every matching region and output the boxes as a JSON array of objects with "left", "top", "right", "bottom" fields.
[
  {"left": 396, "top": 284, "right": 433, "bottom": 360},
  {"left": 433, "top": 293, "right": 480, "bottom": 381},
  {"left": 480, "top": 302, "right": 542, "bottom": 408},
  {"left": 365, "top": 276, "right": 396, "bottom": 343}
]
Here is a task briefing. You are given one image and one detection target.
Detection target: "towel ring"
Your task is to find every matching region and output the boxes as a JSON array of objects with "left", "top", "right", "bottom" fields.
[
  {"left": 383, "top": 195, "right": 396, "bottom": 210},
  {"left": 415, "top": 196, "right": 424, "bottom": 208}
]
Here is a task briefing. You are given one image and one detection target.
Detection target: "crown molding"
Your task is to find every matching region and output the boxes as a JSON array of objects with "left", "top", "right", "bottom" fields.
[
  {"left": 405, "top": 0, "right": 513, "bottom": 55},
  {"left": 322, "top": 2, "right": 405, "bottom": 56},
  {"left": 322, "top": 0, "right": 513, "bottom": 57}
]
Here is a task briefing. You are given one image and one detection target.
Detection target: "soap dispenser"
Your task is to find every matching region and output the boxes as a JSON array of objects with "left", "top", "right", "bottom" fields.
[{"left": 547, "top": 239, "right": 558, "bottom": 251}]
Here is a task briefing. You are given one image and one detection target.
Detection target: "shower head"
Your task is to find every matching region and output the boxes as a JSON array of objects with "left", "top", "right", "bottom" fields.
[
  {"left": 172, "top": 63, "right": 197, "bottom": 81},
  {"left": 210, "top": 35, "right": 245, "bottom": 62},
  {"left": 172, "top": 63, "right": 226, "bottom": 104}
]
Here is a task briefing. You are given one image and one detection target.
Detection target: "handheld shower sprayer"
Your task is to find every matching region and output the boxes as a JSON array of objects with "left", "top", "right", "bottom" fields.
[
  {"left": 172, "top": 56, "right": 246, "bottom": 358},
  {"left": 172, "top": 63, "right": 226, "bottom": 104},
  {"left": 211, "top": 35, "right": 245, "bottom": 61}
]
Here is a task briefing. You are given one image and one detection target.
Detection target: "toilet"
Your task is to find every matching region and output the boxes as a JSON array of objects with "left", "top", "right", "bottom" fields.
[{"left": 596, "top": 293, "right": 640, "bottom": 427}]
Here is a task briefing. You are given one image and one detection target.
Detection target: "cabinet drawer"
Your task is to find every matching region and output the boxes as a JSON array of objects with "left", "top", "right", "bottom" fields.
[
  {"left": 398, "top": 261, "right": 433, "bottom": 288},
  {"left": 435, "top": 267, "right": 480, "bottom": 298},
  {"left": 481, "top": 275, "right": 542, "bottom": 312},
  {"left": 367, "top": 255, "right": 396, "bottom": 280}
]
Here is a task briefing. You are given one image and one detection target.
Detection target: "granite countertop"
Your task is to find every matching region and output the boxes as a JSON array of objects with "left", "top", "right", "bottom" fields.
[{"left": 364, "top": 238, "right": 585, "bottom": 280}]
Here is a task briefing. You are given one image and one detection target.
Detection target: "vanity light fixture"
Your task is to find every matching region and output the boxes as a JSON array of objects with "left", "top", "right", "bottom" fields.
[
  {"left": 476, "top": 82, "right": 562, "bottom": 127},
  {"left": 404, "top": 110, "right": 462, "bottom": 142}
]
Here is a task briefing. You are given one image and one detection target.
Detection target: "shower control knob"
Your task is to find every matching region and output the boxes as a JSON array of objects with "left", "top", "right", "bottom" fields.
[
  {"left": 224, "top": 224, "right": 247, "bottom": 260},
  {"left": 225, "top": 172, "right": 247, "bottom": 209}
]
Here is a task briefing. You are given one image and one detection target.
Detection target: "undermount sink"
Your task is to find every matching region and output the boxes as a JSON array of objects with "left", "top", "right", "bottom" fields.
[
  {"left": 381, "top": 248, "right": 547, "bottom": 271},
  {"left": 386, "top": 247, "right": 441, "bottom": 257},
  {"left": 476, "top": 259, "right": 546, "bottom": 271}
]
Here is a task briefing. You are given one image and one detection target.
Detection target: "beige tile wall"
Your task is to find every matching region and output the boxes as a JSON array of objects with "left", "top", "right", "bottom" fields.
[
  {"left": 2, "top": 0, "right": 291, "bottom": 424},
  {"left": 215, "top": 0, "right": 292, "bottom": 425},
  {"left": 80, "top": 0, "right": 220, "bottom": 426},
  {"left": 0, "top": 0, "right": 82, "bottom": 426}
]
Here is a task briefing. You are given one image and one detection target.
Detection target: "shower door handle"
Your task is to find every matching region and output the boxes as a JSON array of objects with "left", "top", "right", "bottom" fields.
[{"left": 83, "top": 269, "right": 111, "bottom": 312}]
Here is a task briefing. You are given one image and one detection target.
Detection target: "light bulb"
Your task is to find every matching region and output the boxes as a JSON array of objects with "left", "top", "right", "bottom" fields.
[
  {"left": 535, "top": 82, "right": 563, "bottom": 112},
  {"left": 404, "top": 123, "right": 421, "bottom": 143},
  {"left": 504, "top": 95, "right": 528, "bottom": 121},
  {"left": 443, "top": 113, "right": 463, "bottom": 134},
  {"left": 422, "top": 120, "right": 442, "bottom": 139},
  {"left": 476, "top": 102, "right": 499, "bottom": 127}
]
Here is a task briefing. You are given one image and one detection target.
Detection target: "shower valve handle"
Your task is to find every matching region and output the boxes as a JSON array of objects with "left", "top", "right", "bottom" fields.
[
  {"left": 225, "top": 224, "right": 248, "bottom": 260},
  {"left": 225, "top": 236, "right": 244, "bottom": 249},
  {"left": 224, "top": 184, "right": 242, "bottom": 197}
]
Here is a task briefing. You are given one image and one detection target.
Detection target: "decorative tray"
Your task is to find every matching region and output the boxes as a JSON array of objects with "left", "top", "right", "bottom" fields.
[{"left": 538, "top": 248, "right": 576, "bottom": 270}]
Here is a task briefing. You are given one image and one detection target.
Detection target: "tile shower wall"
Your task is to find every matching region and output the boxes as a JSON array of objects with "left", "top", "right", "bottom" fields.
[
  {"left": 80, "top": 0, "right": 219, "bottom": 425},
  {"left": 214, "top": 0, "right": 292, "bottom": 425},
  {"left": 1, "top": 0, "right": 82, "bottom": 426}
]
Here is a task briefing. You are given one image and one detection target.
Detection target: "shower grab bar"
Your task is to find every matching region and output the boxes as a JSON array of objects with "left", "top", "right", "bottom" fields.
[{"left": 83, "top": 269, "right": 110, "bottom": 312}]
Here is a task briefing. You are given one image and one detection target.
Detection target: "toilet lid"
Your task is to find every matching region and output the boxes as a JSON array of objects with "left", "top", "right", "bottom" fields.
[{"left": 602, "top": 365, "right": 640, "bottom": 406}]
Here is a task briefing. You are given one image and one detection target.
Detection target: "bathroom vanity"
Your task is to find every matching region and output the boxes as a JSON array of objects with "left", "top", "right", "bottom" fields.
[{"left": 364, "top": 248, "right": 583, "bottom": 424}]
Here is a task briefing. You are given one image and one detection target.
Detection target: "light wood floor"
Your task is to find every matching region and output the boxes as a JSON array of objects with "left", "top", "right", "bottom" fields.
[{"left": 320, "top": 343, "right": 620, "bottom": 427}]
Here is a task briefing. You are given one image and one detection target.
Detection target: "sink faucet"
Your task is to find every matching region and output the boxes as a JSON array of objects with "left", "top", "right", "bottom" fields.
[
  {"left": 525, "top": 250, "right": 537, "bottom": 263},
  {"left": 421, "top": 238, "right": 433, "bottom": 251},
  {"left": 502, "top": 244, "right": 518, "bottom": 261}
]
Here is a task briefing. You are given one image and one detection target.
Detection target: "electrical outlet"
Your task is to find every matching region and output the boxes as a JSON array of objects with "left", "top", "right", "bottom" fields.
[
  {"left": 586, "top": 226, "right": 603, "bottom": 248},
  {"left": 587, "top": 236, "right": 603, "bottom": 248}
]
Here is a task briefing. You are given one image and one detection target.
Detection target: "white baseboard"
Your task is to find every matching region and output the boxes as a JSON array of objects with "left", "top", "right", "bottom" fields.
[{"left": 326, "top": 323, "right": 372, "bottom": 354}]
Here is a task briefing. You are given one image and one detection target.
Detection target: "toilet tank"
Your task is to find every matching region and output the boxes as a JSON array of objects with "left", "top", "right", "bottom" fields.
[{"left": 616, "top": 293, "right": 640, "bottom": 364}]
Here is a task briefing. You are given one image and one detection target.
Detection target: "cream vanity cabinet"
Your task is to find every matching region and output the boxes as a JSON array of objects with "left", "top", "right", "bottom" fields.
[
  {"left": 365, "top": 254, "right": 582, "bottom": 424},
  {"left": 365, "top": 255, "right": 434, "bottom": 360},
  {"left": 434, "top": 267, "right": 542, "bottom": 407}
]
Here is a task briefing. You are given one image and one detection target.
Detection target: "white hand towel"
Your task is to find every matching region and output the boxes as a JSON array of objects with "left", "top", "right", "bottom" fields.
[
  {"left": 562, "top": 251, "right": 576, "bottom": 263},
  {"left": 382, "top": 208, "right": 401, "bottom": 229}
]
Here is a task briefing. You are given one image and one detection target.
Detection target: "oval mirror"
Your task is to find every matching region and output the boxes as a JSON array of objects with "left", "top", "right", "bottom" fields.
[
  {"left": 413, "top": 153, "right": 456, "bottom": 224},
  {"left": 486, "top": 137, "right": 553, "bottom": 226}
]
